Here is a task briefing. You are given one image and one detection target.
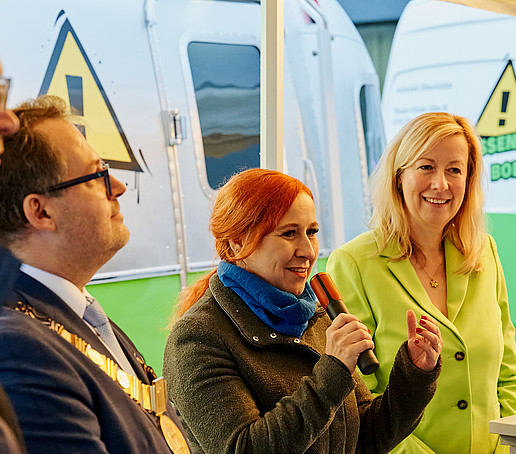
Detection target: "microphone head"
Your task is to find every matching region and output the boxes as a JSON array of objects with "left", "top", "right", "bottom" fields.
[{"left": 310, "top": 272, "right": 342, "bottom": 309}]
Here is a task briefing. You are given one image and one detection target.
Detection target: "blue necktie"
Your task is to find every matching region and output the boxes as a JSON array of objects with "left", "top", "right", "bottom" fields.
[
  {"left": 83, "top": 295, "right": 136, "bottom": 376},
  {"left": 83, "top": 296, "right": 120, "bottom": 355}
]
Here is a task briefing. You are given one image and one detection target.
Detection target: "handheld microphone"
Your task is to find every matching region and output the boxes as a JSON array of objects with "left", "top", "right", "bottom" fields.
[{"left": 310, "top": 272, "right": 379, "bottom": 375}]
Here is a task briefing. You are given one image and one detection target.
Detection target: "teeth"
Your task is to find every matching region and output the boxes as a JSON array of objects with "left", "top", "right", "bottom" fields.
[
  {"left": 290, "top": 268, "right": 306, "bottom": 272},
  {"left": 425, "top": 197, "right": 447, "bottom": 204}
]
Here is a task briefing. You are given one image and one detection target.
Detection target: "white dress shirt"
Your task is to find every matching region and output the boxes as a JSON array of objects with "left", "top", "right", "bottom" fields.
[{"left": 20, "top": 264, "right": 136, "bottom": 376}]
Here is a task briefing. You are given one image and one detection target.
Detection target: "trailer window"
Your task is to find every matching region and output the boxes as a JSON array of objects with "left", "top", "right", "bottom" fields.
[
  {"left": 188, "top": 42, "right": 260, "bottom": 190},
  {"left": 359, "top": 85, "right": 384, "bottom": 174}
]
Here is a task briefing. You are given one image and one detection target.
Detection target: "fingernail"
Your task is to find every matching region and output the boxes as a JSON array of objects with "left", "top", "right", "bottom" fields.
[
  {"left": 416, "top": 327, "right": 423, "bottom": 334},
  {"left": 421, "top": 315, "right": 428, "bottom": 320},
  {"left": 415, "top": 339, "right": 420, "bottom": 344},
  {"left": 420, "top": 319, "right": 426, "bottom": 325}
]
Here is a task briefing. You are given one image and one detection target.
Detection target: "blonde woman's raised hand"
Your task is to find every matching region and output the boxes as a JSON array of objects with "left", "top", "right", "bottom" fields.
[{"left": 406, "top": 309, "right": 442, "bottom": 371}]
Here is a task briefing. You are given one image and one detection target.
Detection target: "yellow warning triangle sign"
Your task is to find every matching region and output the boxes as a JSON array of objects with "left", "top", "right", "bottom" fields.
[
  {"left": 40, "top": 15, "right": 142, "bottom": 172},
  {"left": 477, "top": 60, "right": 516, "bottom": 137}
]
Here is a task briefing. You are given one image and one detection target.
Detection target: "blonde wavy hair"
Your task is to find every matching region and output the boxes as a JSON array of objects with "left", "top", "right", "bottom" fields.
[{"left": 370, "top": 112, "right": 485, "bottom": 274}]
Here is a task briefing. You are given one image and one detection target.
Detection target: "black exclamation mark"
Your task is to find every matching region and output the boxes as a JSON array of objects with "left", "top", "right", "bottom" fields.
[
  {"left": 499, "top": 91, "right": 509, "bottom": 127},
  {"left": 66, "top": 75, "right": 86, "bottom": 137}
]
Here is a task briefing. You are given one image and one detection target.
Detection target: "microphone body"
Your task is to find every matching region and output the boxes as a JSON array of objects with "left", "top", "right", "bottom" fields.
[{"left": 310, "top": 272, "right": 379, "bottom": 375}]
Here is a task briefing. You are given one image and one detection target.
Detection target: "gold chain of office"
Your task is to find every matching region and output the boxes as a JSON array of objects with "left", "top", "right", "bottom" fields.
[{"left": 14, "top": 301, "right": 190, "bottom": 454}]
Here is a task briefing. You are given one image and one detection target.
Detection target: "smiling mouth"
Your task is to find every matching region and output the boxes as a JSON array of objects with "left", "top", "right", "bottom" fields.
[
  {"left": 288, "top": 267, "right": 308, "bottom": 277},
  {"left": 423, "top": 196, "right": 449, "bottom": 205}
]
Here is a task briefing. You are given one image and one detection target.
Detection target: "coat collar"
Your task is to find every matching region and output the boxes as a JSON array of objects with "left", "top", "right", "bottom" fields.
[
  {"left": 208, "top": 273, "right": 328, "bottom": 354},
  {"left": 379, "top": 234, "right": 469, "bottom": 335}
]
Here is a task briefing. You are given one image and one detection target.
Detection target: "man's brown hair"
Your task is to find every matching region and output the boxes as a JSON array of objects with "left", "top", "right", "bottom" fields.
[{"left": 0, "top": 96, "right": 70, "bottom": 245}]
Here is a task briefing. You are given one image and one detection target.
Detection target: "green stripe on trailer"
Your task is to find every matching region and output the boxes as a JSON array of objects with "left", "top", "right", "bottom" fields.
[{"left": 488, "top": 213, "right": 516, "bottom": 324}]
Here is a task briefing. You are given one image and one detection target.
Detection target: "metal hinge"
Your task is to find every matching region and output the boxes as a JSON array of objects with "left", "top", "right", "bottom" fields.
[{"left": 163, "top": 109, "right": 185, "bottom": 146}]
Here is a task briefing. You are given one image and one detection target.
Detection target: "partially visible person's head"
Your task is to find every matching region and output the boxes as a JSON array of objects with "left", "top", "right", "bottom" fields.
[
  {"left": 0, "top": 95, "right": 129, "bottom": 287},
  {"left": 0, "top": 60, "right": 20, "bottom": 157},
  {"left": 371, "top": 112, "right": 485, "bottom": 272}
]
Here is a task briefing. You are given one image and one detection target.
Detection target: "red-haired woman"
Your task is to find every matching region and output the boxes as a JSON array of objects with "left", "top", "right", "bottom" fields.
[{"left": 163, "top": 168, "right": 442, "bottom": 454}]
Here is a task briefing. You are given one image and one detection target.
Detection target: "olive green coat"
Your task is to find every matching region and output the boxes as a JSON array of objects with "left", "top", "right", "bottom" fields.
[{"left": 163, "top": 274, "right": 441, "bottom": 454}]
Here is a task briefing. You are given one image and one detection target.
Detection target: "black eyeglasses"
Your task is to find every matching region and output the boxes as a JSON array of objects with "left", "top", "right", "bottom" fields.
[
  {"left": 46, "top": 161, "right": 112, "bottom": 197},
  {"left": 0, "top": 77, "right": 11, "bottom": 111}
]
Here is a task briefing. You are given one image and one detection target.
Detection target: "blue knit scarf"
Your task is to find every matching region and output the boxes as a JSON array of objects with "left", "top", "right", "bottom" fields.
[{"left": 217, "top": 261, "right": 317, "bottom": 337}]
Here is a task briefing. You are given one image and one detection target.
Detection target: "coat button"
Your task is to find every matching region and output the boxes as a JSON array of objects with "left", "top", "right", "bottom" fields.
[
  {"left": 293, "top": 338, "right": 301, "bottom": 343},
  {"left": 454, "top": 351, "right": 465, "bottom": 361},
  {"left": 269, "top": 333, "right": 277, "bottom": 339},
  {"left": 252, "top": 336, "right": 259, "bottom": 342},
  {"left": 457, "top": 400, "right": 468, "bottom": 410}
]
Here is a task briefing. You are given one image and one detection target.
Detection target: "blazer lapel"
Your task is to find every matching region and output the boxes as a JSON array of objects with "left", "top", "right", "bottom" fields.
[
  {"left": 111, "top": 323, "right": 152, "bottom": 383},
  {"left": 12, "top": 273, "right": 120, "bottom": 363},
  {"left": 443, "top": 237, "right": 470, "bottom": 323},
  {"left": 381, "top": 238, "right": 462, "bottom": 335}
]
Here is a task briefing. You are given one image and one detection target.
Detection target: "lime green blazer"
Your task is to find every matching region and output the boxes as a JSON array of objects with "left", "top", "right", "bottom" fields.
[{"left": 327, "top": 231, "right": 516, "bottom": 454}]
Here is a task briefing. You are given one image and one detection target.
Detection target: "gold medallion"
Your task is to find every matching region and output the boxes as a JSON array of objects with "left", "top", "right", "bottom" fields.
[
  {"left": 117, "top": 369, "right": 131, "bottom": 390},
  {"left": 159, "top": 414, "right": 190, "bottom": 454},
  {"left": 87, "top": 347, "right": 106, "bottom": 367}
]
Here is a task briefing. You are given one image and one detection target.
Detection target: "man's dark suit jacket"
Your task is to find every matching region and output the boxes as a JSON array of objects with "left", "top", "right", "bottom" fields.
[
  {"left": 0, "top": 391, "right": 25, "bottom": 454},
  {"left": 0, "top": 270, "right": 190, "bottom": 453},
  {"left": 0, "top": 247, "right": 20, "bottom": 304},
  {"left": 0, "top": 247, "right": 26, "bottom": 453}
]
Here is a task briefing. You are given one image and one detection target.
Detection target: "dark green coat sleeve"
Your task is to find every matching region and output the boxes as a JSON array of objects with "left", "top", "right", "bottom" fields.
[{"left": 354, "top": 342, "right": 441, "bottom": 453}]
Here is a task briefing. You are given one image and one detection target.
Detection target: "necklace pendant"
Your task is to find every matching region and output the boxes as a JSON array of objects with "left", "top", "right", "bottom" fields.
[{"left": 430, "top": 279, "right": 438, "bottom": 288}]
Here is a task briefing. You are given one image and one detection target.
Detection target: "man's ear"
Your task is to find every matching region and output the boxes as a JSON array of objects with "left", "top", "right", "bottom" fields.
[{"left": 22, "top": 194, "right": 57, "bottom": 232}]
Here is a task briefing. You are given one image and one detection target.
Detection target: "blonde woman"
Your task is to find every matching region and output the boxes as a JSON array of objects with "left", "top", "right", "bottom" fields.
[{"left": 328, "top": 112, "right": 516, "bottom": 453}]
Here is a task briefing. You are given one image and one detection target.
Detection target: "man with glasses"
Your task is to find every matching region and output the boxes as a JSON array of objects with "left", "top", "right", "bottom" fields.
[{"left": 0, "top": 95, "right": 190, "bottom": 453}]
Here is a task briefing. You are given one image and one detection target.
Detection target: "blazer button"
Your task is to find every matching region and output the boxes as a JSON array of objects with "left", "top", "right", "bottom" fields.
[
  {"left": 454, "top": 351, "right": 465, "bottom": 361},
  {"left": 293, "top": 338, "right": 301, "bottom": 343},
  {"left": 269, "top": 333, "right": 277, "bottom": 339},
  {"left": 252, "top": 336, "right": 260, "bottom": 342},
  {"left": 457, "top": 400, "right": 468, "bottom": 410}
]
